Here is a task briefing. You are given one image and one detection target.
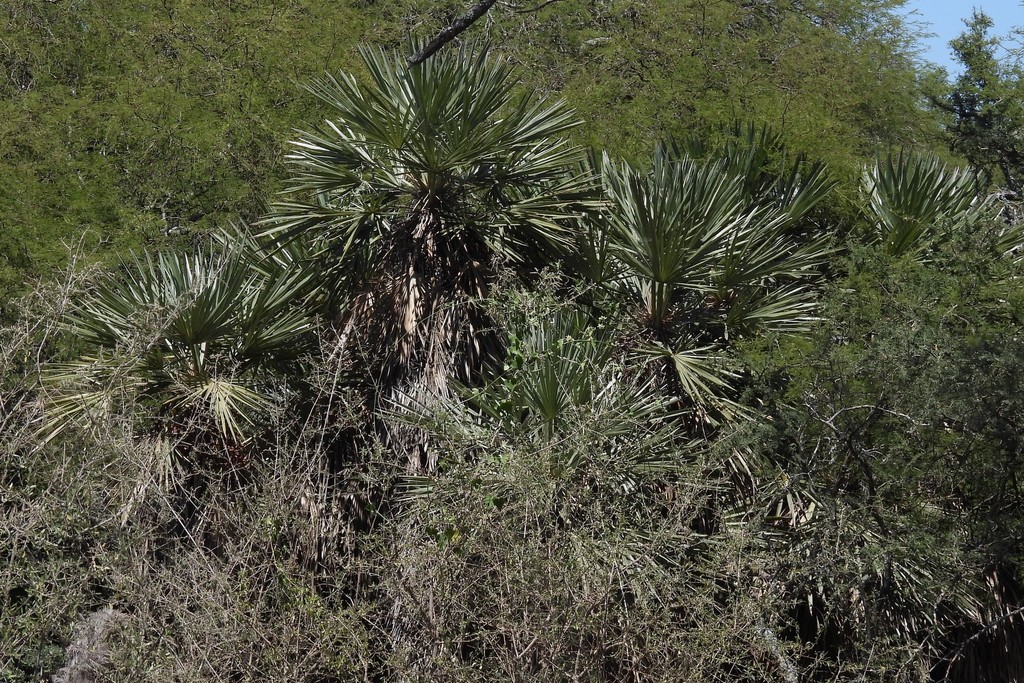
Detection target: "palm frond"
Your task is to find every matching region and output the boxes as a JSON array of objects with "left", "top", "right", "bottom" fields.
[
  {"left": 862, "top": 149, "right": 988, "bottom": 259},
  {"left": 599, "top": 149, "right": 830, "bottom": 338},
  {"left": 41, "top": 235, "right": 315, "bottom": 452},
  {"left": 603, "top": 151, "right": 749, "bottom": 294},
  {"left": 168, "top": 376, "right": 275, "bottom": 444},
  {"left": 676, "top": 121, "right": 836, "bottom": 225},
  {"left": 633, "top": 341, "right": 746, "bottom": 424},
  {"left": 260, "top": 44, "right": 588, "bottom": 270}
]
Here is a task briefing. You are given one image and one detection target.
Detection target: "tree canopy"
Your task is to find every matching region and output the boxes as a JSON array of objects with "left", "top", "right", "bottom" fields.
[
  {"left": 1, "top": 0, "right": 940, "bottom": 315},
  {"left": 930, "top": 10, "right": 1024, "bottom": 194}
]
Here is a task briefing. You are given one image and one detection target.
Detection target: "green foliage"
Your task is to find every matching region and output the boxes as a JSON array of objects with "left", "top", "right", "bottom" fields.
[
  {"left": 738, "top": 225, "right": 1024, "bottom": 678},
  {"left": 6, "top": 11, "right": 1024, "bottom": 680},
  {"left": 0, "top": 0, "right": 941, "bottom": 317},
  {"left": 41, "top": 236, "right": 315, "bottom": 455},
  {"left": 678, "top": 122, "right": 835, "bottom": 225},
  {"left": 264, "top": 44, "right": 587, "bottom": 276},
  {"left": 487, "top": 0, "right": 937, "bottom": 175},
  {"left": 369, "top": 290, "right": 789, "bottom": 682},
  {"left": 261, "top": 45, "right": 592, "bottom": 468},
  {"left": 437, "top": 297, "right": 684, "bottom": 474},
  {"left": 931, "top": 11, "right": 1024, "bottom": 193},
  {"left": 861, "top": 149, "right": 990, "bottom": 258},
  {"left": 583, "top": 129, "right": 833, "bottom": 420},
  {"left": 0, "top": 0, "right": 371, "bottom": 315}
]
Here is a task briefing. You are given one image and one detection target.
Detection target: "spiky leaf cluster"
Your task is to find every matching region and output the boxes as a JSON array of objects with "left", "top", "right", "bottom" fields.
[{"left": 41, "top": 240, "right": 314, "bottom": 452}]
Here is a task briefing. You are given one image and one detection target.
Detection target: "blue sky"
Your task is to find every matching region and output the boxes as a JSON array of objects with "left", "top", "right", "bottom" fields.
[{"left": 902, "top": 0, "right": 1022, "bottom": 74}]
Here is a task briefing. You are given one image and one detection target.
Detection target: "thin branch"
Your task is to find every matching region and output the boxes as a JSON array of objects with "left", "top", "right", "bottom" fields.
[
  {"left": 813, "top": 403, "right": 930, "bottom": 432},
  {"left": 512, "top": 0, "right": 567, "bottom": 13},
  {"left": 408, "top": 0, "right": 500, "bottom": 66}
]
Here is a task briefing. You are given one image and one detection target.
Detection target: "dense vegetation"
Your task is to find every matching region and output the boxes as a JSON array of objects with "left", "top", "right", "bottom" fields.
[{"left": 3, "top": 1, "right": 1024, "bottom": 681}]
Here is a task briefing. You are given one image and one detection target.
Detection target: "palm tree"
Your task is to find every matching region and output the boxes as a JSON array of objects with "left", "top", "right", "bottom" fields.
[
  {"left": 261, "top": 45, "right": 590, "bottom": 467},
  {"left": 582, "top": 136, "right": 833, "bottom": 423},
  {"left": 40, "top": 236, "right": 315, "bottom": 466},
  {"left": 862, "top": 149, "right": 991, "bottom": 260}
]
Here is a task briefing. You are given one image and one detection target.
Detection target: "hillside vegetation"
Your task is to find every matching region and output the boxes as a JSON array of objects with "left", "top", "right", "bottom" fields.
[
  {"left": 1, "top": 0, "right": 940, "bottom": 312},
  {"left": 3, "top": 1, "right": 1024, "bottom": 682}
]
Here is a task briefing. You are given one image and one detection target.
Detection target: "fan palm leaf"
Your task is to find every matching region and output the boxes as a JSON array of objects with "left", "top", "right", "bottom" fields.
[
  {"left": 862, "top": 150, "right": 989, "bottom": 259},
  {"left": 40, "top": 236, "right": 315, "bottom": 456},
  {"left": 588, "top": 144, "right": 831, "bottom": 420},
  {"left": 677, "top": 121, "right": 835, "bottom": 226},
  {"left": 395, "top": 303, "right": 688, "bottom": 489}
]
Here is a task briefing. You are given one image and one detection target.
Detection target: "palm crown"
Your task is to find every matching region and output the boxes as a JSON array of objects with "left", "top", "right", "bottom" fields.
[
  {"left": 41, "top": 241, "right": 314, "bottom": 457},
  {"left": 581, "top": 135, "right": 834, "bottom": 420}
]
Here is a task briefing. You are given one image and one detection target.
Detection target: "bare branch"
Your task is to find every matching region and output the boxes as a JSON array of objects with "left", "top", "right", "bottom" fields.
[
  {"left": 512, "top": 0, "right": 566, "bottom": 13},
  {"left": 408, "top": 0, "right": 500, "bottom": 66}
]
